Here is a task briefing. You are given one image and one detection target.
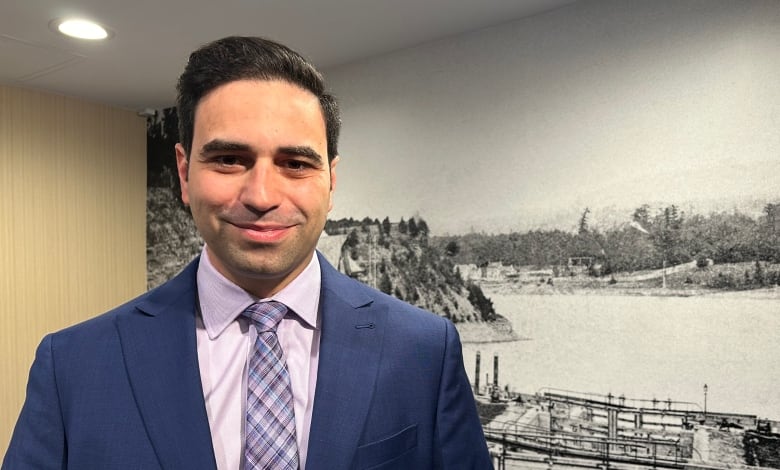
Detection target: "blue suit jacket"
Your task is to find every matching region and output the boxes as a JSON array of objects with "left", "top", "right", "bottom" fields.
[{"left": 3, "top": 254, "right": 492, "bottom": 469}]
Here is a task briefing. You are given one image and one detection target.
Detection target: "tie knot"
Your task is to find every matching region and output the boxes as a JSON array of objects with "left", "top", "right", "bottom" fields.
[{"left": 242, "top": 301, "right": 287, "bottom": 333}]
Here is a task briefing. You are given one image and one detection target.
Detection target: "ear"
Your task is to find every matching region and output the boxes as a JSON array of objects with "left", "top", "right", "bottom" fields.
[
  {"left": 327, "top": 156, "right": 339, "bottom": 212},
  {"left": 175, "top": 143, "right": 190, "bottom": 205}
]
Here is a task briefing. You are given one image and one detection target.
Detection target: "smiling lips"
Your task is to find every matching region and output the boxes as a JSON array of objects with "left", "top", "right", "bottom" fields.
[{"left": 233, "top": 222, "right": 295, "bottom": 243}]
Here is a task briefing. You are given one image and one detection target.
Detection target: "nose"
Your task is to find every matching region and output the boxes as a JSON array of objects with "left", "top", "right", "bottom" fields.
[{"left": 239, "top": 161, "right": 282, "bottom": 212}]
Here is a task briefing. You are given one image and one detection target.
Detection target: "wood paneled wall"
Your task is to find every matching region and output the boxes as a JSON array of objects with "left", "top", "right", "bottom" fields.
[{"left": 0, "top": 84, "right": 147, "bottom": 455}]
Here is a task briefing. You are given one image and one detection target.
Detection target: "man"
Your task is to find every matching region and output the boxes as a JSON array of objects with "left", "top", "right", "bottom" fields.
[{"left": 3, "top": 36, "right": 492, "bottom": 469}]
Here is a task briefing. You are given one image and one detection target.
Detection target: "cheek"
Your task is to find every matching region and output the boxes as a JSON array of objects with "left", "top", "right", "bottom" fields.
[{"left": 188, "top": 175, "right": 233, "bottom": 206}]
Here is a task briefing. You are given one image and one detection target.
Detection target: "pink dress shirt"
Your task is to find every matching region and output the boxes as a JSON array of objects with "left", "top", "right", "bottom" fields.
[{"left": 195, "top": 247, "right": 321, "bottom": 469}]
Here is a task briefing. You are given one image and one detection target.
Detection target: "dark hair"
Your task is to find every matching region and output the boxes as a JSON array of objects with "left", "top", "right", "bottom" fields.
[{"left": 176, "top": 36, "right": 340, "bottom": 161}]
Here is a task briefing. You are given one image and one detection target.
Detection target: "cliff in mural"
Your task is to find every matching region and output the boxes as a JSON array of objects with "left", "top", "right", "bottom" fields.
[{"left": 321, "top": 217, "right": 499, "bottom": 325}]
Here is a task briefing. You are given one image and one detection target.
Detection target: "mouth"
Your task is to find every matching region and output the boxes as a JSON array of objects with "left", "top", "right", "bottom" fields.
[{"left": 232, "top": 222, "right": 294, "bottom": 243}]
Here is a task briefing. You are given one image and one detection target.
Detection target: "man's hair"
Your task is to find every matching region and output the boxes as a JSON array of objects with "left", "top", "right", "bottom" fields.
[{"left": 176, "top": 36, "right": 340, "bottom": 162}]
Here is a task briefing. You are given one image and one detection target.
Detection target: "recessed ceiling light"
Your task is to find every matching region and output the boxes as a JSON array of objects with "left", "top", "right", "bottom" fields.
[{"left": 50, "top": 18, "right": 112, "bottom": 40}]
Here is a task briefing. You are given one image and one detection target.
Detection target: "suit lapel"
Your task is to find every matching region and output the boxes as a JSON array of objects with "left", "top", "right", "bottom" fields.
[
  {"left": 115, "top": 259, "right": 217, "bottom": 469},
  {"left": 307, "top": 255, "right": 387, "bottom": 470}
]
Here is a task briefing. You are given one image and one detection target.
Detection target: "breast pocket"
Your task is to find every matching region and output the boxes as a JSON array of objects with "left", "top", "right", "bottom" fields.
[{"left": 354, "top": 424, "right": 418, "bottom": 470}]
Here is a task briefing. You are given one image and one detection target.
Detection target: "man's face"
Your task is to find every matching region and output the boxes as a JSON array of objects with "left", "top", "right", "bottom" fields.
[{"left": 175, "top": 79, "right": 337, "bottom": 297}]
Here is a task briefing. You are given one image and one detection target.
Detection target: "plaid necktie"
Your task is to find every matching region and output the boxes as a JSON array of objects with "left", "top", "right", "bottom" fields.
[{"left": 242, "top": 301, "right": 299, "bottom": 470}]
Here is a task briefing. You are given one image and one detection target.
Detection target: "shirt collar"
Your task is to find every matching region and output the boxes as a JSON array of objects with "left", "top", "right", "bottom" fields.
[{"left": 196, "top": 246, "right": 321, "bottom": 340}]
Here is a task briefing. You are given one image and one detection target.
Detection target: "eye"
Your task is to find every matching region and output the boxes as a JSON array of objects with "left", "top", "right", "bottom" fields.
[
  {"left": 214, "top": 155, "right": 240, "bottom": 166},
  {"left": 283, "top": 159, "right": 313, "bottom": 171}
]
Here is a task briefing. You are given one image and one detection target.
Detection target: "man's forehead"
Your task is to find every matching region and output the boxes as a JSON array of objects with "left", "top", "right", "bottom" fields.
[
  {"left": 193, "top": 80, "right": 323, "bottom": 126},
  {"left": 190, "top": 80, "right": 327, "bottom": 154},
  {"left": 194, "top": 79, "right": 322, "bottom": 118}
]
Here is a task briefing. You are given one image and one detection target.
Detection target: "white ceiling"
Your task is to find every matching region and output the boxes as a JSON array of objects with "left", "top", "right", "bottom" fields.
[{"left": 0, "top": 0, "right": 575, "bottom": 112}]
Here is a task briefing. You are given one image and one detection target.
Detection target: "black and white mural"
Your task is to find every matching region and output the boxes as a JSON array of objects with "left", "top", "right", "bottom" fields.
[{"left": 148, "top": 1, "right": 780, "bottom": 467}]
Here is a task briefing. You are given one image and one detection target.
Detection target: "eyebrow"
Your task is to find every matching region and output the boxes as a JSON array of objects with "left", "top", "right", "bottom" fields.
[
  {"left": 278, "top": 146, "right": 324, "bottom": 164},
  {"left": 200, "top": 139, "right": 252, "bottom": 155}
]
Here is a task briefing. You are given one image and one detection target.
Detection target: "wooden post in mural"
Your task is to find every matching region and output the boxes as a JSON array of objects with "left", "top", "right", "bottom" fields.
[
  {"left": 475, "top": 351, "right": 481, "bottom": 395},
  {"left": 493, "top": 354, "right": 499, "bottom": 390}
]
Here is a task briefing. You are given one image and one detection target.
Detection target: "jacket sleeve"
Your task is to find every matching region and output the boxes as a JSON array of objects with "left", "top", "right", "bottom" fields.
[
  {"left": 2, "top": 335, "right": 67, "bottom": 470},
  {"left": 433, "top": 321, "right": 494, "bottom": 469}
]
